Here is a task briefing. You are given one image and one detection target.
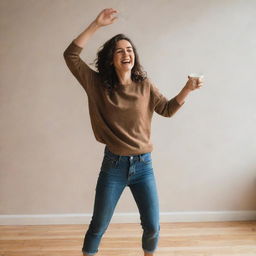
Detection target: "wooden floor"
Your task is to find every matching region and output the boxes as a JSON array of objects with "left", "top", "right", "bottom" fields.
[{"left": 0, "top": 221, "right": 256, "bottom": 256}]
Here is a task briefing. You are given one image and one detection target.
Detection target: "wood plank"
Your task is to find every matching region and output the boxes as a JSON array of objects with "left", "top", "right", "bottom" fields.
[{"left": 0, "top": 221, "right": 255, "bottom": 256}]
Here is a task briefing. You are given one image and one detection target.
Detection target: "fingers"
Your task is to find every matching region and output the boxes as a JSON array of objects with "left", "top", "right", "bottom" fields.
[
  {"left": 195, "top": 77, "right": 204, "bottom": 87},
  {"left": 111, "top": 16, "right": 118, "bottom": 23},
  {"left": 110, "top": 10, "right": 119, "bottom": 23},
  {"left": 106, "top": 8, "right": 119, "bottom": 20},
  {"left": 111, "top": 9, "right": 119, "bottom": 14},
  {"left": 104, "top": 8, "right": 118, "bottom": 15},
  {"left": 188, "top": 76, "right": 203, "bottom": 81},
  {"left": 197, "top": 81, "right": 204, "bottom": 88},
  {"left": 187, "top": 77, "right": 204, "bottom": 90},
  {"left": 97, "top": 8, "right": 119, "bottom": 26},
  {"left": 198, "top": 77, "right": 204, "bottom": 83}
]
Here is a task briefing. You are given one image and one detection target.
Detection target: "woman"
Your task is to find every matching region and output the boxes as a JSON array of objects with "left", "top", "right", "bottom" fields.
[{"left": 63, "top": 8, "right": 203, "bottom": 256}]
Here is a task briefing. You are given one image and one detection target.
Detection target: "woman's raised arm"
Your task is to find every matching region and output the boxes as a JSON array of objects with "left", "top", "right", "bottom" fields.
[
  {"left": 74, "top": 8, "right": 118, "bottom": 48},
  {"left": 63, "top": 8, "right": 118, "bottom": 92}
]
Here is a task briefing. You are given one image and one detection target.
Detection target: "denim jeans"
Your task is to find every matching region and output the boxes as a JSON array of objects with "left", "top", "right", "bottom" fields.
[{"left": 82, "top": 145, "right": 160, "bottom": 255}]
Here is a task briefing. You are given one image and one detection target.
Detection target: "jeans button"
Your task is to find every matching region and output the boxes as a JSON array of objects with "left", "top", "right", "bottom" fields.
[{"left": 130, "top": 156, "right": 133, "bottom": 160}]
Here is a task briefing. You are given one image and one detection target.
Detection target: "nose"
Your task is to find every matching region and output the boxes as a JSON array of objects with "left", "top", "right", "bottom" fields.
[{"left": 123, "top": 50, "right": 129, "bottom": 56}]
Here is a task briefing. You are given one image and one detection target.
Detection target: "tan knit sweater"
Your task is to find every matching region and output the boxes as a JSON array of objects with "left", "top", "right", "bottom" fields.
[{"left": 63, "top": 40, "right": 184, "bottom": 156}]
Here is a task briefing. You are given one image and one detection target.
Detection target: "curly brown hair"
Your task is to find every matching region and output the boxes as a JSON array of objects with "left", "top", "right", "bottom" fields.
[{"left": 94, "top": 34, "right": 147, "bottom": 92}]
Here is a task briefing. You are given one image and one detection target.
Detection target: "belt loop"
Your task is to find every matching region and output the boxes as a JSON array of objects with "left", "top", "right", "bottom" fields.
[
  {"left": 114, "top": 155, "right": 120, "bottom": 167},
  {"left": 139, "top": 155, "right": 142, "bottom": 162},
  {"left": 117, "top": 155, "right": 121, "bottom": 165}
]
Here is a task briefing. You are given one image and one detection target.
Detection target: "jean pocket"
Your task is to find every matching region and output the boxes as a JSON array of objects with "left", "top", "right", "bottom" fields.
[
  {"left": 141, "top": 154, "right": 152, "bottom": 164},
  {"left": 101, "top": 154, "right": 118, "bottom": 169}
]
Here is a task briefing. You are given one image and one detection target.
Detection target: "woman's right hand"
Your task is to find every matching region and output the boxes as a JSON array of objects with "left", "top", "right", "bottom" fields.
[{"left": 94, "top": 8, "right": 119, "bottom": 27}]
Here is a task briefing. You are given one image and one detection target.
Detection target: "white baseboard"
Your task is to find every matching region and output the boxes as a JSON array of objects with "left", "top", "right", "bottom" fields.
[{"left": 0, "top": 211, "right": 255, "bottom": 225}]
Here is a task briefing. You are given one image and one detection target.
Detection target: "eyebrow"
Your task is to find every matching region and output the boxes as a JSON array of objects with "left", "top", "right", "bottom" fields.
[{"left": 115, "top": 46, "right": 133, "bottom": 51}]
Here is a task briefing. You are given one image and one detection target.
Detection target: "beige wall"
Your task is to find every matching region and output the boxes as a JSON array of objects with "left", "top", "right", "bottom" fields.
[{"left": 1, "top": 0, "right": 256, "bottom": 222}]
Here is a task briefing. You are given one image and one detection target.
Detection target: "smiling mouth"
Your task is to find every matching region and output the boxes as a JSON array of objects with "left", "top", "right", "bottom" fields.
[{"left": 121, "top": 59, "right": 131, "bottom": 64}]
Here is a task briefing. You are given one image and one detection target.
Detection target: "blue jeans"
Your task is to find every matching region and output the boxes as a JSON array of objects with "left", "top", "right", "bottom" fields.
[{"left": 82, "top": 145, "right": 160, "bottom": 255}]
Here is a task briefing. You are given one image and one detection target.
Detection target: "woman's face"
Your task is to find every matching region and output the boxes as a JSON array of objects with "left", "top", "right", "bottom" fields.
[{"left": 112, "top": 40, "right": 135, "bottom": 73}]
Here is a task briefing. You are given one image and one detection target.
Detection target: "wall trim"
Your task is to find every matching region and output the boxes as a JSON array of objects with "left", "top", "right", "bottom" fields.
[{"left": 0, "top": 211, "right": 255, "bottom": 225}]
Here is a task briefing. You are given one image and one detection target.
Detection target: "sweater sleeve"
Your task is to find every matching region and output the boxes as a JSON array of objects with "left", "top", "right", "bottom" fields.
[
  {"left": 150, "top": 81, "right": 184, "bottom": 117},
  {"left": 63, "top": 40, "right": 98, "bottom": 93}
]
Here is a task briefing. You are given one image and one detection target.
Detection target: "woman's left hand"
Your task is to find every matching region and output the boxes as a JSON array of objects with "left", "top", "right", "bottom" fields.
[
  {"left": 184, "top": 76, "right": 204, "bottom": 91},
  {"left": 175, "top": 75, "right": 204, "bottom": 105}
]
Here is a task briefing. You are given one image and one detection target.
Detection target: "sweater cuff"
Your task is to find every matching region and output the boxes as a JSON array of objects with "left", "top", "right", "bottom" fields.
[
  {"left": 174, "top": 96, "right": 185, "bottom": 106},
  {"left": 64, "top": 40, "right": 83, "bottom": 54}
]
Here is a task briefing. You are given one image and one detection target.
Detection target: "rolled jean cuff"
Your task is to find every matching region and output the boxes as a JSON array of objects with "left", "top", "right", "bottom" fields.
[
  {"left": 143, "top": 249, "right": 156, "bottom": 254},
  {"left": 82, "top": 249, "right": 97, "bottom": 255}
]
